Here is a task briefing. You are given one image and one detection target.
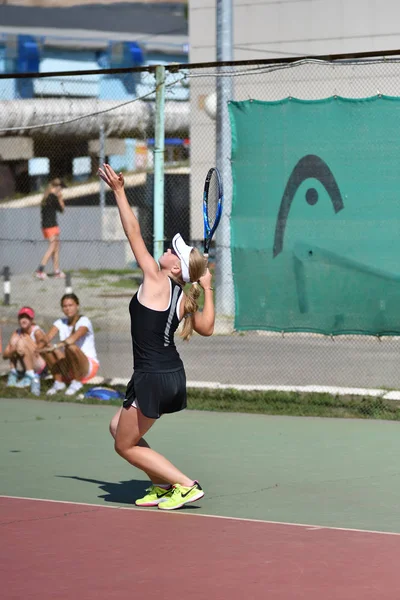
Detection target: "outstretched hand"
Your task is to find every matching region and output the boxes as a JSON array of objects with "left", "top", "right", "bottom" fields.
[
  {"left": 39, "top": 342, "right": 65, "bottom": 354},
  {"left": 98, "top": 163, "right": 125, "bottom": 191}
]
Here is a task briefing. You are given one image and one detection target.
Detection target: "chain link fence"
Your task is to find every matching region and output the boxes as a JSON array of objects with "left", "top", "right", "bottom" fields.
[{"left": 2, "top": 54, "right": 400, "bottom": 416}]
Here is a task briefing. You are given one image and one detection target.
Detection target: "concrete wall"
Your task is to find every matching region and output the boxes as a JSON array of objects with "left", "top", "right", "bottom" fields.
[
  {"left": 190, "top": 0, "right": 400, "bottom": 62},
  {"left": 188, "top": 0, "right": 400, "bottom": 237},
  {"left": 0, "top": 206, "right": 131, "bottom": 275}
]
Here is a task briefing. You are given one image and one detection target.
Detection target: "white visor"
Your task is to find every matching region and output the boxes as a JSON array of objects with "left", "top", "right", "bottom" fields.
[{"left": 172, "top": 233, "right": 193, "bottom": 283}]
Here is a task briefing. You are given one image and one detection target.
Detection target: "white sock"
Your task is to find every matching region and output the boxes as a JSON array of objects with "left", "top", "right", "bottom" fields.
[
  {"left": 26, "top": 370, "right": 35, "bottom": 378},
  {"left": 10, "top": 368, "right": 17, "bottom": 374},
  {"left": 69, "top": 380, "right": 83, "bottom": 388},
  {"left": 156, "top": 483, "right": 171, "bottom": 489},
  {"left": 53, "top": 381, "right": 66, "bottom": 390}
]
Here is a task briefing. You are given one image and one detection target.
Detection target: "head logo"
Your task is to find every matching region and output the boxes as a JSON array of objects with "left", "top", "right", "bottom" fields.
[{"left": 273, "top": 154, "right": 344, "bottom": 257}]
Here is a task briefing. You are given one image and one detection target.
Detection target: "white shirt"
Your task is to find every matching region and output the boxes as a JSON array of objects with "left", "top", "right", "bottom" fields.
[
  {"left": 53, "top": 315, "right": 98, "bottom": 363},
  {"left": 17, "top": 325, "right": 43, "bottom": 343}
]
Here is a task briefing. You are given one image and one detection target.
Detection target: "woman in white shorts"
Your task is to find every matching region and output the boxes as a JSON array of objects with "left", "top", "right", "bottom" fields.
[{"left": 40, "top": 293, "right": 99, "bottom": 396}]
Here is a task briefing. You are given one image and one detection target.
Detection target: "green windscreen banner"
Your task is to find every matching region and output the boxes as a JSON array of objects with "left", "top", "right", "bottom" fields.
[{"left": 229, "top": 96, "right": 400, "bottom": 335}]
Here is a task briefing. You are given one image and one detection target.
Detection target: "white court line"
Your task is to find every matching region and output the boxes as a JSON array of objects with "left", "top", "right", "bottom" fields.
[
  {"left": 0, "top": 372, "right": 399, "bottom": 400},
  {"left": 1, "top": 494, "right": 400, "bottom": 537},
  {"left": 103, "top": 378, "right": 398, "bottom": 400}
]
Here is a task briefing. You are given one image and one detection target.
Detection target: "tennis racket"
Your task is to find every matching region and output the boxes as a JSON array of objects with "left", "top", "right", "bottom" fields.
[{"left": 203, "top": 167, "right": 224, "bottom": 259}]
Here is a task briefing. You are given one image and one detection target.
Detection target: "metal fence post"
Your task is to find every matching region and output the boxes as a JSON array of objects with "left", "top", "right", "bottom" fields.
[
  {"left": 153, "top": 64, "right": 166, "bottom": 260},
  {"left": 99, "top": 119, "right": 106, "bottom": 216},
  {"left": 65, "top": 272, "right": 72, "bottom": 294},
  {"left": 3, "top": 266, "right": 10, "bottom": 305},
  {"left": 216, "top": 0, "right": 234, "bottom": 317}
]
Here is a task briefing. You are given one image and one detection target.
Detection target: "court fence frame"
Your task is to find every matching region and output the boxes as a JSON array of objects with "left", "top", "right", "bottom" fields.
[{"left": 2, "top": 47, "right": 400, "bottom": 404}]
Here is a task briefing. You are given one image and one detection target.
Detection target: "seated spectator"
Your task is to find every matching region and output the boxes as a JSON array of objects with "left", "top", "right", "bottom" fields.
[
  {"left": 2, "top": 307, "right": 47, "bottom": 390},
  {"left": 39, "top": 293, "right": 99, "bottom": 396}
]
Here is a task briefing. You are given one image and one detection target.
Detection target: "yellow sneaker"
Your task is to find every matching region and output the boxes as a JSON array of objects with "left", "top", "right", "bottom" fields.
[
  {"left": 135, "top": 485, "right": 173, "bottom": 507},
  {"left": 158, "top": 481, "right": 204, "bottom": 511}
]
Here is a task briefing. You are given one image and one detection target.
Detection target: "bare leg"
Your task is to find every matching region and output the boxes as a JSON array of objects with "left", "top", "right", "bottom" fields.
[
  {"left": 109, "top": 407, "right": 123, "bottom": 438},
  {"left": 53, "top": 238, "right": 60, "bottom": 272},
  {"left": 7, "top": 333, "right": 23, "bottom": 371},
  {"left": 64, "top": 345, "right": 89, "bottom": 380},
  {"left": 9, "top": 357, "right": 17, "bottom": 370},
  {"left": 15, "top": 337, "right": 35, "bottom": 371},
  {"left": 9, "top": 353, "right": 22, "bottom": 371},
  {"left": 110, "top": 407, "right": 170, "bottom": 485},
  {"left": 15, "top": 336, "right": 45, "bottom": 373},
  {"left": 41, "top": 348, "right": 70, "bottom": 383},
  {"left": 39, "top": 237, "right": 57, "bottom": 270},
  {"left": 41, "top": 345, "right": 90, "bottom": 384},
  {"left": 115, "top": 406, "right": 194, "bottom": 487}
]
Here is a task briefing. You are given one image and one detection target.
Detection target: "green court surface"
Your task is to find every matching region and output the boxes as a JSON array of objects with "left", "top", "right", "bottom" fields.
[{"left": 1, "top": 397, "right": 400, "bottom": 532}]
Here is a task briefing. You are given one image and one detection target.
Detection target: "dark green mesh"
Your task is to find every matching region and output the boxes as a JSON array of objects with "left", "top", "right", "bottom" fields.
[{"left": 229, "top": 96, "right": 400, "bottom": 335}]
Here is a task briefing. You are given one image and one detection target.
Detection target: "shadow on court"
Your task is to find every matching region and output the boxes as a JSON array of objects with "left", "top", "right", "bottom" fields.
[
  {"left": 57, "top": 475, "right": 203, "bottom": 509},
  {"left": 56, "top": 475, "right": 148, "bottom": 504}
]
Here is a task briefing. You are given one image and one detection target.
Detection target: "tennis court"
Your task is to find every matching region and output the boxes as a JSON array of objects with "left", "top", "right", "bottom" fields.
[{"left": 2, "top": 397, "right": 400, "bottom": 598}]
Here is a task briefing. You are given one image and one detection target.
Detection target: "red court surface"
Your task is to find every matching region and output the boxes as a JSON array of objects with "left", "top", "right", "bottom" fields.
[{"left": 2, "top": 496, "right": 400, "bottom": 599}]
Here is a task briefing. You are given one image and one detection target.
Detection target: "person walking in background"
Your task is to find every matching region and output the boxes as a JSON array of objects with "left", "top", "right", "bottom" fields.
[
  {"left": 99, "top": 163, "right": 215, "bottom": 511},
  {"left": 35, "top": 178, "right": 67, "bottom": 280},
  {"left": 2, "top": 306, "right": 46, "bottom": 394},
  {"left": 39, "top": 293, "right": 99, "bottom": 396}
]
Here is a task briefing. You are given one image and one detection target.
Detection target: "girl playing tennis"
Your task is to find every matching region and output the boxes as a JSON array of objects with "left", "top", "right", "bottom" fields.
[{"left": 98, "top": 163, "right": 215, "bottom": 510}]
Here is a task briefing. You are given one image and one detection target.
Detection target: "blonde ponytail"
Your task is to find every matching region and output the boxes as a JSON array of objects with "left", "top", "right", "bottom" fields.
[
  {"left": 180, "top": 282, "right": 202, "bottom": 341},
  {"left": 179, "top": 248, "right": 207, "bottom": 340}
]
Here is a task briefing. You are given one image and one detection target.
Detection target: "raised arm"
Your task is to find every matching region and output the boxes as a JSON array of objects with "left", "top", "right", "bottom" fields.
[
  {"left": 98, "top": 164, "right": 159, "bottom": 278},
  {"left": 192, "top": 268, "right": 215, "bottom": 336},
  {"left": 57, "top": 193, "right": 65, "bottom": 212}
]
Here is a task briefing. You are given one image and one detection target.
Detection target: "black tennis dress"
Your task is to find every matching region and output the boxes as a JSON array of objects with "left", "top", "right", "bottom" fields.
[{"left": 123, "top": 277, "right": 187, "bottom": 419}]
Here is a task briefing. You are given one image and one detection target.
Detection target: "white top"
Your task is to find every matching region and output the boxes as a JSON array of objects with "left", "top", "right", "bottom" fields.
[
  {"left": 53, "top": 315, "right": 98, "bottom": 363},
  {"left": 17, "top": 325, "right": 43, "bottom": 343}
]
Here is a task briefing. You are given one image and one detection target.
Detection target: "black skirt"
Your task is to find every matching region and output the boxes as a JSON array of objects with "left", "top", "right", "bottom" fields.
[{"left": 123, "top": 367, "right": 187, "bottom": 419}]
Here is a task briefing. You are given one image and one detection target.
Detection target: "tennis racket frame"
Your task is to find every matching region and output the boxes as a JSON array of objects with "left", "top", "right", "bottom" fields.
[{"left": 203, "top": 167, "right": 224, "bottom": 258}]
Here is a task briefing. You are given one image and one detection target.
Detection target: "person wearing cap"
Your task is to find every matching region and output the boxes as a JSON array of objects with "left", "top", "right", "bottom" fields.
[
  {"left": 35, "top": 177, "right": 67, "bottom": 280},
  {"left": 2, "top": 307, "right": 46, "bottom": 389},
  {"left": 99, "top": 163, "right": 215, "bottom": 511}
]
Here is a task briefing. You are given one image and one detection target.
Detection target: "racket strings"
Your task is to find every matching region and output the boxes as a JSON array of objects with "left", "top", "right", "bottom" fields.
[{"left": 206, "top": 172, "right": 220, "bottom": 227}]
